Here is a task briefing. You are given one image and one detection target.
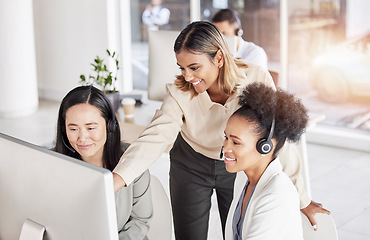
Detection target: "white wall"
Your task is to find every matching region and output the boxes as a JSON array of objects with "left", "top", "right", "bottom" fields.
[
  {"left": 346, "top": 0, "right": 370, "bottom": 38},
  {"left": 33, "top": 0, "right": 120, "bottom": 101},
  {"left": 0, "top": 0, "right": 39, "bottom": 118}
]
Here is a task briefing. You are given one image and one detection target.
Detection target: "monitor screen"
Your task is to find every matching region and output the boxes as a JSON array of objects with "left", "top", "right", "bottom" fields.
[{"left": 0, "top": 133, "right": 118, "bottom": 240}]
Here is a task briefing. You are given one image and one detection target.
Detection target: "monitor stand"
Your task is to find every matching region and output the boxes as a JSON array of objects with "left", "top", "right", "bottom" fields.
[{"left": 19, "top": 219, "right": 45, "bottom": 240}]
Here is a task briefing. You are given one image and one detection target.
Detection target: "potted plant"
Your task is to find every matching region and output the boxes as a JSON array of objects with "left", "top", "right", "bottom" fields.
[{"left": 80, "top": 49, "right": 121, "bottom": 112}]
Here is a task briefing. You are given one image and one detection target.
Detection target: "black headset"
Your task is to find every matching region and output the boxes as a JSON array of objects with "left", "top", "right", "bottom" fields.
[
  {"left": 219, "top": 117, "right": 275, "bottom": 158},
  {"left": 220, "top": 146, "right": 224, "bottom": 159},
  {"left": 101, "top": 90, "right": 118, "bottom": 134},
  {"left": 106, "top": 104, "right": 118, "bottom": 133},
  {"left": 256, "top": 118, "right": 275, "bottom": 154}
]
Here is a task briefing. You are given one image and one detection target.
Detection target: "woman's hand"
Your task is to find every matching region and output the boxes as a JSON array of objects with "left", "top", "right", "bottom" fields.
[
  {"left": 301, "top": 200, "right": 330, "bottom": 231},
  {"left": 113, "top": 172, "right": 127, "bottom": 192}
]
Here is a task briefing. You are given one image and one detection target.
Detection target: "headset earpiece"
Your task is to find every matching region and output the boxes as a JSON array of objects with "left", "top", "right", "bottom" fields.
[
  {"left": 256, "top": 138, "right": 273, "bottom": 154},
  {"left": 235, "top": 28, "right": 243, "bottom": 37},
  {"left": 102, "top": 91, "right": 118, "bottom": 133},
  {"left": 256, "top": 118, "right": 275, "bottom": 154},
  {"left": 107, "top": 119, "right": 118, "bottom": 133}
]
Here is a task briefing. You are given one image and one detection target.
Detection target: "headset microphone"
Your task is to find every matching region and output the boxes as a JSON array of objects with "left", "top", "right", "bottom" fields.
[
  {"left": 62, "top": 136, "right": 76, "bottom": 153},
  {"left": 220, "top": 146, "right": 224, "bottom": 159}
]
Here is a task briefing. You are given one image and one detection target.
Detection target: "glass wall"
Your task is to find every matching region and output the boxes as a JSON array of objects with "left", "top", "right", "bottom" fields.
[
  {"left": 129, "top": 0, "right": 370, "bottom": 134},
  {"left": 201, "top": 0, "right": 281, "bottom": 62},
  {"left": 201, "top": 0, "right": 370, "bottom": 134},
  {"left": 286, "top": 0, "right": 370, "bottom": 134},
  {"left": 130, "top": 0, "right": 190, "bottom": 90}
]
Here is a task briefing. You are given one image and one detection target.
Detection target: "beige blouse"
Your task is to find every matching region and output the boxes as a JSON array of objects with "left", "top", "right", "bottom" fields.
[{"left": 113, "top": 62, "right": 310, "bottom": 208}]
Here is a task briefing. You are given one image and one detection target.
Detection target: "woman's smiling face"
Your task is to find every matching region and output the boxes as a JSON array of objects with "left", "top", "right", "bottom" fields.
[
  {"left": 223, "top": 114, "right": 263, "bottom": 174},
  {"left": 176, "top": 49, "right": 222, "bottom": 94},
  {"left": 65, "top": 103, "right": 107, "bottom": 165}
]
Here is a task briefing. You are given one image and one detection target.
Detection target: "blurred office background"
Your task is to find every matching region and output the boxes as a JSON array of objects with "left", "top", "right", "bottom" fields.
[
  {"left": 3, "top": 0, "right": 369, "bottom": 150},
  {"left": 1, "top": 0, "right": 370, "bottom": 239}
]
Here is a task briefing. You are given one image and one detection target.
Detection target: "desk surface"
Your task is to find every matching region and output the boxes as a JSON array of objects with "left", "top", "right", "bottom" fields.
[
  {"left": 118, "top": 100, "right": 162, "bottom": 126},
  {"left": 117, "top": 100, "right": 162, "bottom": 143}
]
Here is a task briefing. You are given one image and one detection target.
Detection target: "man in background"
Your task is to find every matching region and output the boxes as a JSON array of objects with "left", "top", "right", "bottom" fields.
[
  {"left": 212, "top": 9, "right": 268, "bottom": 69},
  {"left": 142, "top": 0, "right": 170, "bottom": 32}
]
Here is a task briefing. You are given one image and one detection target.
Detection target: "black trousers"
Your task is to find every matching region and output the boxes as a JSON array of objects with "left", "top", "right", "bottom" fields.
[{"left": 169, "top": 133, "right": 236, "bottom": 240}]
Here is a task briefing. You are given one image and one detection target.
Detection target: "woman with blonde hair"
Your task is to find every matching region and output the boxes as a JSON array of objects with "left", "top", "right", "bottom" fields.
[{"left": 113, "top": 21, "right": 326, "bottom": 239}]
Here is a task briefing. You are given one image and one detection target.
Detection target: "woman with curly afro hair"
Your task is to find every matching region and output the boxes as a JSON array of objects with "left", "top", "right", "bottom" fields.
[{"left": 223, "top": 82, "right": 309, "bottom": 239}]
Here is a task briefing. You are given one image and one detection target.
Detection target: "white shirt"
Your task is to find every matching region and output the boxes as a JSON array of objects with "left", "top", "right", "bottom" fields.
[
  {"left": 236, "top": 37, "right": 268, "bottom": 70},
  {"left": 142, "top": 5, "right": 170, "bottom": 31}
]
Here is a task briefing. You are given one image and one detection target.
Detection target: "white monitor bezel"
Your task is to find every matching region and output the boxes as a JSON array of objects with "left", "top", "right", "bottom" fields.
[{"left": 0, "top": 133, "right": 118, "bottom": 240}]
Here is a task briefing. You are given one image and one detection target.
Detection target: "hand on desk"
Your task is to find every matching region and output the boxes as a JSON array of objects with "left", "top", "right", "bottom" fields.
[
  {"left": 113, "top": 172, "right": 127, "bottom": 192},
  {"left": 301, "top": 200, "right": 331, "bottom": 231}
]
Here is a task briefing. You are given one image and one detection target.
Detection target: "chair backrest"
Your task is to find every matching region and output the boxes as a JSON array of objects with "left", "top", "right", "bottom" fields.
[
  {"left": 148, "top": 30, "right": 237, "bottom": 101},
  {"left": 148, "top": 30, "right": 180, "bottom": 101},
  {"left": 147, "top": 175, "right": 172, "bottom": 240},
  {"left": 268, "top": 70, "right": 279, "bottom": 88},
  {"left": 301, "top": 213, "right": 338, "bottom": 240}
]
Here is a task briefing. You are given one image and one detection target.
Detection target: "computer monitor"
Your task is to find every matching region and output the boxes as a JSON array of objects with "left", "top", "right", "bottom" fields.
[
  {"left": 0, "top": 133, "right": 118, "bottom": 240},
  {"left": 148, "top": 30, "right": 237, "bottom": 101}
]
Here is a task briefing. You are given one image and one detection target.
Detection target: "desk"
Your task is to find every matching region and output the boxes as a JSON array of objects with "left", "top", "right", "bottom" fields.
[{"left": 117, "top": 100, "right": 162, "bottom": 143}]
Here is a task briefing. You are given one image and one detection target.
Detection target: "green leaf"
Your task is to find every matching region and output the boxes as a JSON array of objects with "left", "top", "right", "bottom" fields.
[
  {"left": 80, "top": 50, "right": 120, "bottom": 91},
  {"left": 106, "top": 74, "right": 112, "bottom": 85}
]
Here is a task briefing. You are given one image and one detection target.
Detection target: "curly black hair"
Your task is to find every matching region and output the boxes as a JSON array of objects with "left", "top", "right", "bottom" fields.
[{"left": 234, "top": 82, "right": 308, "bottom": 156}]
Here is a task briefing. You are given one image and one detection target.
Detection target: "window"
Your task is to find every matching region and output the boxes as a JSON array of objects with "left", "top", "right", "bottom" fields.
[
  {"left": 199, "top": 0, "right": 370, "bottom": 135},
  {"left": 130, "top": 0, "right": 190, "bottom": 90},
  {"left": 127, "top": 0, "right": 370, "bottom": 137}
]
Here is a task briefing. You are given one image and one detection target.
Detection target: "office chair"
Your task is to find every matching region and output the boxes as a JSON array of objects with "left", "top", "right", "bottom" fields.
[
  {"left": 147, "top": 175, "right": 173, "bottom": 240},
  {"left": 268, "top": 70, "right": 279, "bottom": 87},
  {"left": 301, "top": 213, "right": 338, "bottom": 240}
]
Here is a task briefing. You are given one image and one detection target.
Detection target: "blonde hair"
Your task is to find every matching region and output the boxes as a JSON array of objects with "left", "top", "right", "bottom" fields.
[{"left": 174, "top": 21, "right": 248, "bottom": 98}]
